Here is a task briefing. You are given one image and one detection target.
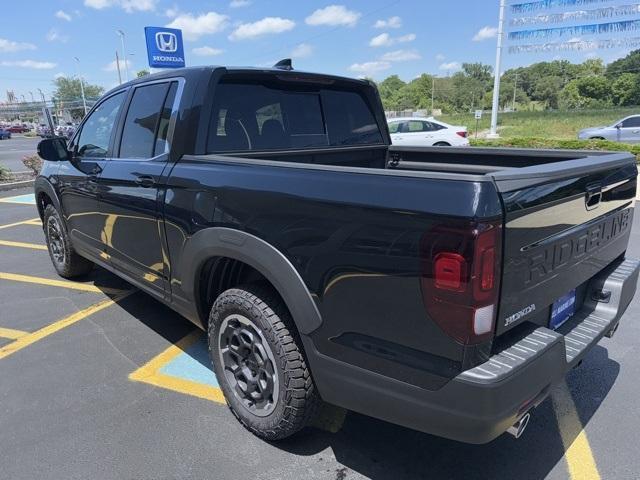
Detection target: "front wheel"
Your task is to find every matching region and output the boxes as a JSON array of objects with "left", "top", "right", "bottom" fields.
[
  {"left": 433, "top": 141, "right": 451, "bottom": 146},
  {"left": 208, "top": 285, "right": 319, "bottom": 440},
  {"left": 43, "top": 204, "right": 93, "bottom": 278}
]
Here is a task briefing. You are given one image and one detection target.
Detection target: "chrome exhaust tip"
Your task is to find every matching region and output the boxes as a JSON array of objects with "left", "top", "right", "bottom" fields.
[{"left": 507, "top": 412, "right": 531, "bottom": 439}]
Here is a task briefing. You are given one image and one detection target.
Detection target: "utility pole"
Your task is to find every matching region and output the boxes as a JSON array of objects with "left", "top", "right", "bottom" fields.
[
  {"left": 488, "top": 0, "right": 507, "bottom": 139},
  {"left": 512, "top": 72, "right": 519, "bottom": 112},
  {"left": 116, "top": 30, "right": 129, "bottom": 82},
  {"left": 431, "top": 75, "right": 436, "bottom": 114},
  {"left": 74, "top": 57, "right": 88, "bottom": 116},
  {"left": 115, "top": 50, "right": 123, "bottom": 85}
]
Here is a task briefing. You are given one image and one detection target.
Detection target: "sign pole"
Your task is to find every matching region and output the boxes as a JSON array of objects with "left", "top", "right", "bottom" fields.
[{"left": 488, "top": 0, "right": 507, "bottom": 139}]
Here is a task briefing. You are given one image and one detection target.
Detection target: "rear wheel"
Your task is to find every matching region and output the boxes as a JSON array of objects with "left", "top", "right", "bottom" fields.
[
  {"left": 208, "top": 284, "right": 319, "bottom": 440},
  {"left": 433, "top": 141, "right": 450, "bottom": 146},
  {"left": 43, "top": 204, "right": 93, "bottom": 278}
]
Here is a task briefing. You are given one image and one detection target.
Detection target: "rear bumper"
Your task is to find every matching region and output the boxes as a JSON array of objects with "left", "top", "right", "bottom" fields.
[{"left": 308, "top": 258, "right": 639, "bottom": 444}]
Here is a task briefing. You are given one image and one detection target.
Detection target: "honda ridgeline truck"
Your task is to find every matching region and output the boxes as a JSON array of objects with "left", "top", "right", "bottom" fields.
[{"left": 35, "top": 64, "right": 639, "bottom": 443}]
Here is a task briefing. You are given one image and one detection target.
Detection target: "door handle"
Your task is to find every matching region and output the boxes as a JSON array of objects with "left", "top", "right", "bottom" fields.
[{"left": 135, "top": 175, "right": 156, "bottom": 188}]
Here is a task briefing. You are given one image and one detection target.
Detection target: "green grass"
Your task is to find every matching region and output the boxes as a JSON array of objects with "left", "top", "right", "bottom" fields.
[{"left": 440, "top": 107, "right": 640, "bottom": 139}]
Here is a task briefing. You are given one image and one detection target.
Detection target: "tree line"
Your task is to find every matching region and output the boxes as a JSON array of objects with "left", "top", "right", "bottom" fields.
[{"left": 377, "top": 49, "right": 640, "bottom": 113}]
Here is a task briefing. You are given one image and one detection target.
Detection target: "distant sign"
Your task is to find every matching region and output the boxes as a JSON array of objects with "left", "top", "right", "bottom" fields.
[
  {"left": 144, "top": 27, "right": 185, "bottom": 68},
  {"left": 475, "top": 110, "right": 483, "bottom": 120}
]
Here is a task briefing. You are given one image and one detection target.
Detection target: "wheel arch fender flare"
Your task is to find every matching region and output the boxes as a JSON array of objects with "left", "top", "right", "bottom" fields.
[
  {"left": 34, "top": 176, "right": 62, "bottom": 219},
  {"left": 180, "top": 227, "right": 323, "bottom": 335}
]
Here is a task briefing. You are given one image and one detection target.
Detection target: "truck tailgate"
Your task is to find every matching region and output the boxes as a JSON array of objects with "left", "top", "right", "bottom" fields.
[{"left": 491, "top": 152, "right": 637, "bottom": 335}]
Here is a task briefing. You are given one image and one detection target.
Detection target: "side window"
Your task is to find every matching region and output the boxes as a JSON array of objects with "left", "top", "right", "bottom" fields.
[
  {"left": 622, "top": 116, "right": 640, "bottom": 128},
  {"left": 406, "top": 121, "right": 426, "bottom": 132},
  {"left": 154, "top": 82, "right": 178, "bottom": 156},
  {"left": 119, "top": 82, "right": 170, "bottom": 159},
  {"left": 76, "top": 91, "right": 125, "bottom": 158},
  {"left": 388, "top": 122, "right": 400, "bottom": 134}
]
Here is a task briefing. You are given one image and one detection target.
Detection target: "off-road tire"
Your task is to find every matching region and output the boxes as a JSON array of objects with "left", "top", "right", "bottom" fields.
[
  {"left": 208, "top": 284, "right": 319, "bottom": 440},
  {"left": 43, "top": 204, "right": 93, "bottom": 278}
]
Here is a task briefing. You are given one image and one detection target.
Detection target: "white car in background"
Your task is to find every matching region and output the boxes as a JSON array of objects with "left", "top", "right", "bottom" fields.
[{"left": 388, "top": 117, "right": 469, "bottom": 147}]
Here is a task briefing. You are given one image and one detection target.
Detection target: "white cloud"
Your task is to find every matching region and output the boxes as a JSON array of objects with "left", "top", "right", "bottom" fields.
[
  {"left": 46, "top": 29, "right": 69, "bottom": 43},
  {"left": 380, "top": 49, "right": 421, "bottom": 62},
  {"left": 0, "top": 38, "right": 36, "bottom": 53},
  {"left": 192, "top": 46, "right": 224, "bottom": 56},
  {"left": 306, "top": 5, "right": 361, "bottom": 27},
  {"left": 229, "top": 0, "right": 251, "bottom": 7},
  {"left": 439, "top": 61, "right": 461, "bottom": 71},
  {"left": 472, "top": 26, "right": 498, "bottom": 42},
  {"left": 103, "top": 58, "right": 133, "bottom": 72},
  {"left": 369, "top": 32, "right": 415, "bottom": 47},
  {"left": 374, "top": 16, "right": 401, "bottom": 29},
  {"left": 55, "top": 10, "right": 72, "bottom": 21},
  {"left": 349, "top": 61, "right": 391, "bottom": 75},
  {"left": 0, "top": 60, "right": 56, "bottom": 69},
  {"left": 166, "top": 12, "right": 229, "bottom": 41},
  {"left": 165, "top": 6, "right": 179, "bottom": 17},
  {"left": 229, "top": 17, "right": 295, "bottom": 41},
  {"left": 291, "top": 43, "right": 313, "bottom": 58},
  {"left": 84, "top": 0, "right": 157, "bottom": 13},
  {"left": 369, "top": 33, "right": 392, "bottom": 47},
  {"left": 436, "top": 53, "right": 445, "bottom": 61}
]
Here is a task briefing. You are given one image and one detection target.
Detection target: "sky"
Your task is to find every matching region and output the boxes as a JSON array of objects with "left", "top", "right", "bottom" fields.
[{"left": 1, "top": 0, "right": 638, "bottom": 101}]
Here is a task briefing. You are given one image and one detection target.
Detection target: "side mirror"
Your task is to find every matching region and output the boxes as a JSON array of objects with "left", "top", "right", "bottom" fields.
[
  {"left": 615, "top": 124, "right": 623, "bottom": 129},
  {"left": 37, "top": 137, "right": 69, "bottom": 162}
]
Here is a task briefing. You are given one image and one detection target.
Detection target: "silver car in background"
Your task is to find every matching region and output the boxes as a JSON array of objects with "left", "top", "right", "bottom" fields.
[{"left": 578, "top": 115, "right": 640, "bottom": 143}]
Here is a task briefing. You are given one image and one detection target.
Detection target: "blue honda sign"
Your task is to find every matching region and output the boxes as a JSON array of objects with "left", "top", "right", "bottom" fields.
[{"left": 144, "top": 26, "right": 185, "bottom": 68}]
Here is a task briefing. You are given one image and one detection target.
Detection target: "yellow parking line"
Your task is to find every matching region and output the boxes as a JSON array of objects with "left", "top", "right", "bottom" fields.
[
  {"left": 0, "top": 290, "right": 134, "bottom": 360},
  {"left": 129, "top": 329, "right": 227, "bottom": 404},
  {"left": 0, "top": 217, "right": 41, "bottom": 230},
  {"left": 552, "top": 382, "right": 601, "bottom": 480},
  {"left": 0, "top": 327, "right": 28, "bottom": 340},
  {"left": 0, "top": 240, "right": 47, "bottom": 251},
  {"left": 0, "top": 272, "right": 125, "bottom": 295}
]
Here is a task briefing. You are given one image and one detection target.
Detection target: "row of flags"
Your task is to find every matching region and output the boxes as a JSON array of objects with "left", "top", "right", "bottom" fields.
[{"left": 507, "top": 0, "right": 639, "bottom": 54}]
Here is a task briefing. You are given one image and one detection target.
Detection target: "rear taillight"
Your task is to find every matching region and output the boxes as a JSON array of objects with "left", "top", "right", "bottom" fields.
[
  {"left": 456, "top": 131, "right": 468, "bottom": 138},
  {"left": 420, "top": 220, "right": 502, "bottom": 345}
]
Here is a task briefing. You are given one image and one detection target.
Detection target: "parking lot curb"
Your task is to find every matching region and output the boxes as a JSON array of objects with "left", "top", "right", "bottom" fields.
[{"left": 0, "top": 179, "right": 34, "bottom": 192}]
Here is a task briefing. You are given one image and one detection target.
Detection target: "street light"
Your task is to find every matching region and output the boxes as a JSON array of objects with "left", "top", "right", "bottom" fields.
[
  {"left": 28, "top": 91, "right": 34, "bottom": 102},
  {"left": 488, "top": 0, "right": 507, "bottom": 139},
  {"left": 37, "top": 88, "right": 46, "bottom": 105},
  {"left": 74, "top": 56, "right": 88, "bottom": 116},
  {"left": 116, "top": 30, "right": 129, "bottom": 82}
]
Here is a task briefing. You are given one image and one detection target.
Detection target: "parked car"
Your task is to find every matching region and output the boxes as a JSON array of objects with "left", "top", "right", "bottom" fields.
[
  {"left": 578, "top": 114, "right": 640, "bottom": 143},
  {"left": 388, "top": 117, "right": 469, "bottom": 147},
  {"left": 55, "top": 123, "right": 76, "bottom": 139},
  {"left": 7, "top": 124, "right": 29, "bottom": 134},
  {"left": 36, "top": 124, "right": 52, "bottom": 138},
  {"left": 0, "top": 128, "right": 11, "bottom": 140},
  {"left": 35, "top": 65, "right": 638, "bottom": 445}
]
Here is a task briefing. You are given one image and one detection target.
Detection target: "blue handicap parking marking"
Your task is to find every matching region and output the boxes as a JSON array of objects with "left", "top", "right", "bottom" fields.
[
  {"left": 0, "top": 193, "right": 36, "bottom": 205},
  {"left": 159, "top": 337, "right": 220, "bottom": 388}
]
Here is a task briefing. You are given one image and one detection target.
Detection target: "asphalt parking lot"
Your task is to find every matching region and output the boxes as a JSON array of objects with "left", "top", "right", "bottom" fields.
[
  {"left": 0, "top": 135, "right": 39, "bottom": 173},
  {"left": 1, "top": 187, "right": 640, "bottom": 480}
]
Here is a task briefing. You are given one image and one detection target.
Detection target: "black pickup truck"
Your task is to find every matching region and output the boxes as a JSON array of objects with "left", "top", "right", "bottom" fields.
[{"left": 35, "top": 64, "right": 638, "bottom": 444}]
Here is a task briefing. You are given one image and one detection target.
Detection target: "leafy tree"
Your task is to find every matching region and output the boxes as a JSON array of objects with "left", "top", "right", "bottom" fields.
[
  {"left": 560, "top": 76, "right": 612, "bottom": 109},
  {"left": 461, "top": 63, "right": 493, "bottom": 86},
  {"left": 532, "top": 76, "right": 563, "bottom": 109},
  {"left": 606, "top": 49, "right": 640, "bottom": 78},
  {"left": 612, "top": 73, "right": 640, "bottom": 106},
  {"left": 52, "top": 76, "right": 104, "bottom": 119},
  {"left": 136, "top": 69, "right": 150, "bottom": 78}
]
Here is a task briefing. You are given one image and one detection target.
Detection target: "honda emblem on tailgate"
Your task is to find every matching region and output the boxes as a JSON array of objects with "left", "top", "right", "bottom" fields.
[{"left": 156, "top": 32, "right": 177, "bottom": 53}]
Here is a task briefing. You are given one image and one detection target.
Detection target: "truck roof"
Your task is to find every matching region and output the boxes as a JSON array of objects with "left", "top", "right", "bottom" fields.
[{"left": 103, "top": 65, "right": 373, "bottom": 97}]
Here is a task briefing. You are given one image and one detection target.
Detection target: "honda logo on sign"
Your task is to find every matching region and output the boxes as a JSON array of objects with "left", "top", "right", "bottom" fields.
[
  {"left": 145, "top": 26, "right": 185, "bottom": 68},
  {"left": 156, "top": 32, "right": 177, "bottom": 53}
]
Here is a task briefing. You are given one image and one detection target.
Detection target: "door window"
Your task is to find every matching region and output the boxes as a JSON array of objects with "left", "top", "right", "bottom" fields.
[
  {"left": 75, "top": 91, "right": 125, "bottom": 158},
  {"left": 154, "top": 82, "right": 178, "bottom": 156},
  {"left": 119, "top": 82, "right": 171, "bottom": 158},
  {"left": 621, "top": 116, "right": 640, "bottom": 128}
]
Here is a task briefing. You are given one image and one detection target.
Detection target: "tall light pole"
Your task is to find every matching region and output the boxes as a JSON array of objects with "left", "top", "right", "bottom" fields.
[
  {"left": 29, "top": 91, "right": 34, "bottom": 102},
  {"left": 37, "top": 88, "right": 46, "bottom": 105},
  {"left": 116, "top": 30, "right": 129, "bottom": 82},
  {"left": 512, "top": 72, "right": 519, "bottom": 112},
  {"left": 488, "top": 0, "right": 507, "bottom": 139},
  {"left": 431, "top": 75, "right": 437, "bottom": 114},
  {"left": 74, "top": 56, "right": 88, "bottom": 116}
]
